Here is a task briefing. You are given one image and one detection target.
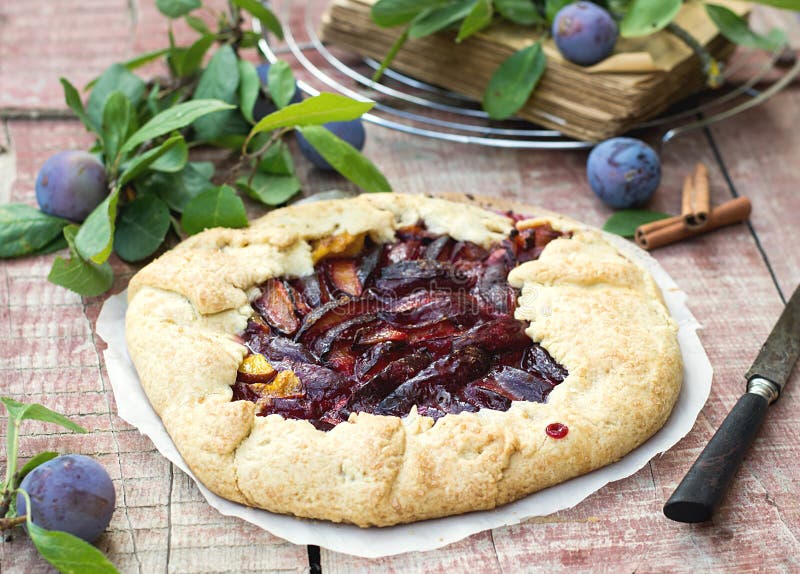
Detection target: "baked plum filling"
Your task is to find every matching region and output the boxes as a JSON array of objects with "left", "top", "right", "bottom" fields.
[{"left": 233, "top": 223, "right": 569, "bottom": 430}]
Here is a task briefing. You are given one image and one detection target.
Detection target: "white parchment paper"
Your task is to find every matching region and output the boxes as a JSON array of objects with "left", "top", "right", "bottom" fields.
[{"left": 96, "top": 234, "right": 712, "bottom": 558}]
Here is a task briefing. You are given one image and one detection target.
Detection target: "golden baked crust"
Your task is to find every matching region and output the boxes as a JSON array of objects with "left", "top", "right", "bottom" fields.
[{"left": 125, "top": 193, "right": 682, "bottom": 526}]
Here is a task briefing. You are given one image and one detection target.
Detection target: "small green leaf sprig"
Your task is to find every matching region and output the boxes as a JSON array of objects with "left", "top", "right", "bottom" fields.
[
  {"left": 0, "top": 0, "right": 391, "bottom": 297},
  {"left": 370, "top": 0, "right": 795, "bottom": 121},
  {"left": 0, "top": 398, "right": 118, "bottom": 574},
  {"left": 603, "top": 209, "right": 671, "bottom": 237}
]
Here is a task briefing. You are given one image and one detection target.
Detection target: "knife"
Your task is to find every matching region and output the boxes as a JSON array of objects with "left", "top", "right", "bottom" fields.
[{"left": 663, "top": 283, "right": 800, "bottom": 523}]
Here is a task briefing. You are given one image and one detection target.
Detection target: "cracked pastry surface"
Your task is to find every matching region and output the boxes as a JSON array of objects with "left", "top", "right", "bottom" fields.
[{"left": 125, "top": 193, "right": 682, "bottom": 527}]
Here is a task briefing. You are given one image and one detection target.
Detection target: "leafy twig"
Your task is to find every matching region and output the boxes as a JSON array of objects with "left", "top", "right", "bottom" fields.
[
  {"left": 0, "top": 516, "right": 27, "bottom": 530},
  {"left": 667, "top": 22, "right": 724, "bottom": 89}
]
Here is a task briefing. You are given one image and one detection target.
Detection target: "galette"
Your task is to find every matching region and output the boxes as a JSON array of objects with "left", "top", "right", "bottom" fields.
[{"left": 125, "top": 193, "right": 682, "bottom": 527}]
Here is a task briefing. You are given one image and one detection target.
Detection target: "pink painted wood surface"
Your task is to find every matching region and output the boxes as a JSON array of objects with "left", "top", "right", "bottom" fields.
[{"left": 1, "top": 1, "right": 799, "bottom": 572}]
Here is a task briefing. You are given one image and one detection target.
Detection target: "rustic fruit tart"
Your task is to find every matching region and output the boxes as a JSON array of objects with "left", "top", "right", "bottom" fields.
[{"left": 126, "top": 194, "right": 682, "bottom": 526}]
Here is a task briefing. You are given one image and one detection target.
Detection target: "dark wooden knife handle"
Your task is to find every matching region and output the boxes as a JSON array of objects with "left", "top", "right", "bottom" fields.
[{"left": 663, "top": 392, "right": 769, "bottom": 523}]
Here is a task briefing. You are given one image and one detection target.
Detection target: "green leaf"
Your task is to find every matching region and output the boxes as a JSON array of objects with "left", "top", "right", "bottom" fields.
[
  {"left": 27, "top": 522, "right": 119, "bottom": 574},
  {"left": 258, "top": 141, "right": 294, "bottom": 175},
  {"left": 705, "top": 4, "right": 786, "bottom": 50},
  {"left": 603, "top": 209, "right": 671, "bottom": 238},
  {"left": 372, "top": 0, "right": 453, "bottom": 27},
  {"left": 483, "top": 42, "right": 546, "bottom": 120},
  {"left": 267, "top": 60, "right": 297, "bottom": 109},
  {"left": 0, "top": 204, "right": 69, "bottom": 259},
  {"left": 0, "top": 397, "right": 88, "bottom": 433},
  {"left": 156, "top": 0, "right": 201, "bottom": 18},
  {"left": 114, "top": 195, "right": 171, "bottom": 262},
  {"left": 166, "top": 47, "right": 188, "bottom": 77},
  {"left": 144, "top": 83, "right": 162, "bottom": 119},
  {"left": 296, "top": 126, "right": 391, "bottom": 193},
  {"left": 545, "top": 0, "right": 572, "bottom": 23},
  {"left": 249, "top": 93, "right": 374, "bottom": 137},
  {"left": 101, "top": 92, "right": 136, "bottom": 167},
  {"left": 185, "top": 14, "right": 211, "bottom": 34},
  {"left": 149, "top": 136, "right": 188, "bottom": 173},
  {"left": 86, "top": 64, "right": 145, "bottom": 131},
  {"left": 457, "top": 0, "right": 493, "bottom": 42},
  {"left": 192, "top": 161, "right": 215, "bottom": 179},
  {"left": 620, "top": 0, "right": 681, "bottom": 38},
  {"left": 60, "top": 79, "right": 93, "bottom": 132},
  {"left": 192, "top": 45, "right": 241, "bottom": 141},
  {"left": 237, "top": 172, "right": 301, "bottom": 206},
  {"left": 239, "top": 30, "right": 264, "bottom": 49},
  {"left": 181, "top": 185, "right": 249, "bottom": 235},
  {"left": 16, "top": 452, "right": 58, "bottom": 486},
  {"left": 231, "top": 0, "right": 284, "bottom": 39},
  {"left": 119, "top": 135, "right": 185, "bottom": 186},
  {"left": 238, "top": 59, "right": 260, "bottom": 124},
  {"left": 495, "top": 0, "right": 543, "bottom": 25},
  {"left": 48, "top": 251, "right": 114, "bottom": 297},
  {"left": 122, "top": 47, "right": 171, "bottom": 70},
  {"left": 137, "top": 162, "right": 215, "bottom": 212},
  {"left": 119, "top": 99, "right": 235, "bottom": 155},
  {"left": 409, "top": 1, "right": 476, "bottom": 39},
  {"left": 74, "top": 188, "right": 119, "bottom": 264},
  {"left": 48, "top": 226, "right": 114, "bottom": 297},
  {"left": 173, "top": 34, "right": 216, "bottom": 78},
  {"left": 84, "top": 49, "right": 170, "bottom": 91}
]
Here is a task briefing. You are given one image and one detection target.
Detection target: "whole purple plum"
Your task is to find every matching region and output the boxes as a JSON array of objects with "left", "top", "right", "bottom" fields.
[
  {"left": 552, "top": 2, "right": 618, "bottom": 66},
  {"left": 17, "top": 454, "right": 116, "bottom": 543},
  {"left": 296, "top": 119, "right": 367, "bottom": 171},
  {"left": 35, "top": 151, "right": 108, "bottom": 222},
  {"left": 587, "top": 137, "right": 661, "bottom": 208}
]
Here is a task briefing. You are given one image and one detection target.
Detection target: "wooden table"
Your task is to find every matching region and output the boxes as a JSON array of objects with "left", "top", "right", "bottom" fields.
[{"left": 1, "top": 2, "right": 799, "bottom": 572}]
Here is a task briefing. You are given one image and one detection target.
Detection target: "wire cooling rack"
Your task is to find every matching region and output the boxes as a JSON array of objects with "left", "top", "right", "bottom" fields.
[{"left": 254, "top": 0, "right": 800, "bottom": 149}]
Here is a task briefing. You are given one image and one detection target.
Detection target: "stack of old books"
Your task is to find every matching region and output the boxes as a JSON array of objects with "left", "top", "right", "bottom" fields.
[{"left": 321, "top": 0, "right": 747, "bottom": 141}]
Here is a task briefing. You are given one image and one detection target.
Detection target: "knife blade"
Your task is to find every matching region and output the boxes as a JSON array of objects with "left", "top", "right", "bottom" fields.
[{"left": 663, "top": 283, "right": 800, "bottom": 523}]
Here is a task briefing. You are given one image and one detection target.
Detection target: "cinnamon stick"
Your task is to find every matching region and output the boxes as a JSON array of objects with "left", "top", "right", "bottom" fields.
[
  {"left": 635, "top": 214, "right": 683, "bottom": 243},
  {"left": 636, "top": 197, "right": 751, "bottom": 250},
  {"left": 681, "top": 163, "right": 711, "bottom": 229}
]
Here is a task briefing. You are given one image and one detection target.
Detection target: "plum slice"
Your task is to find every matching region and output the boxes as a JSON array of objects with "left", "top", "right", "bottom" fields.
[
  {"left": 459, "top": 384, "right": 512, "bottom": 411},
  {"left": 423, "top": 236, "right": 450, "bottom": 260},
  {"left": 323, "top": 340, "right": 358, "bottom": 375},
  {"left": 453, "top": 317, "right": 530, "bottom": 352},
  {"left": 353, "top": 321, "right": 408, "bottom": 347},
  {"left": 357, "top": 243, "right": 381, "bottom": 288},
  {"left": 477, "top": 366, "right": 554, "bottom": 403},
  {"left": 354, "top": 340, "right": 408, "bottom": 380},
  {"left": 521, "top": 344, "right": 568, "bottom": 384},
  {"left": 311, "top": 314, "right": 377, "bottom": 359},
  {"left": 477, "top": 263, "right": 515, "bottom": 314},
  {"left": 327, "top": 258, "right": 363, "bottom": 296},
  {"left": 347, "top": 349, "right": 432, "bottom": 412},
  {"left": 450, "top": 241, "right": 488, "bottom": 263},
  {"left": 284, "top": 281, "right": 312, "bottom": 316},
  {"left": 262, "top": 336, "right": 316, "bottom": 363},
  {"left": 375, "top": 346, "right": 491, "bottom": 416},
  {"left": 375, "top": 260, "right": 472, "bottom": 296},
  {"left": 291, "top": 273, "right": 325, "bottom": 308},
  {"left": 294, "top": 296, "right": 374, "bottom": 342},
  {"left": 378, "top": 291, "right": 478, "bottom": 329},
  {"left": 253, "top": 279, "right": 300, "bottom": 335},
  {"left": 385, "top": 240, "right": 422, "bottom": 263},
  {"left": 269, "top": 360, "right": 348, "bottom": 404},
  {"left": 232, "top": 381, "right": 263, "bottom": 403}
]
